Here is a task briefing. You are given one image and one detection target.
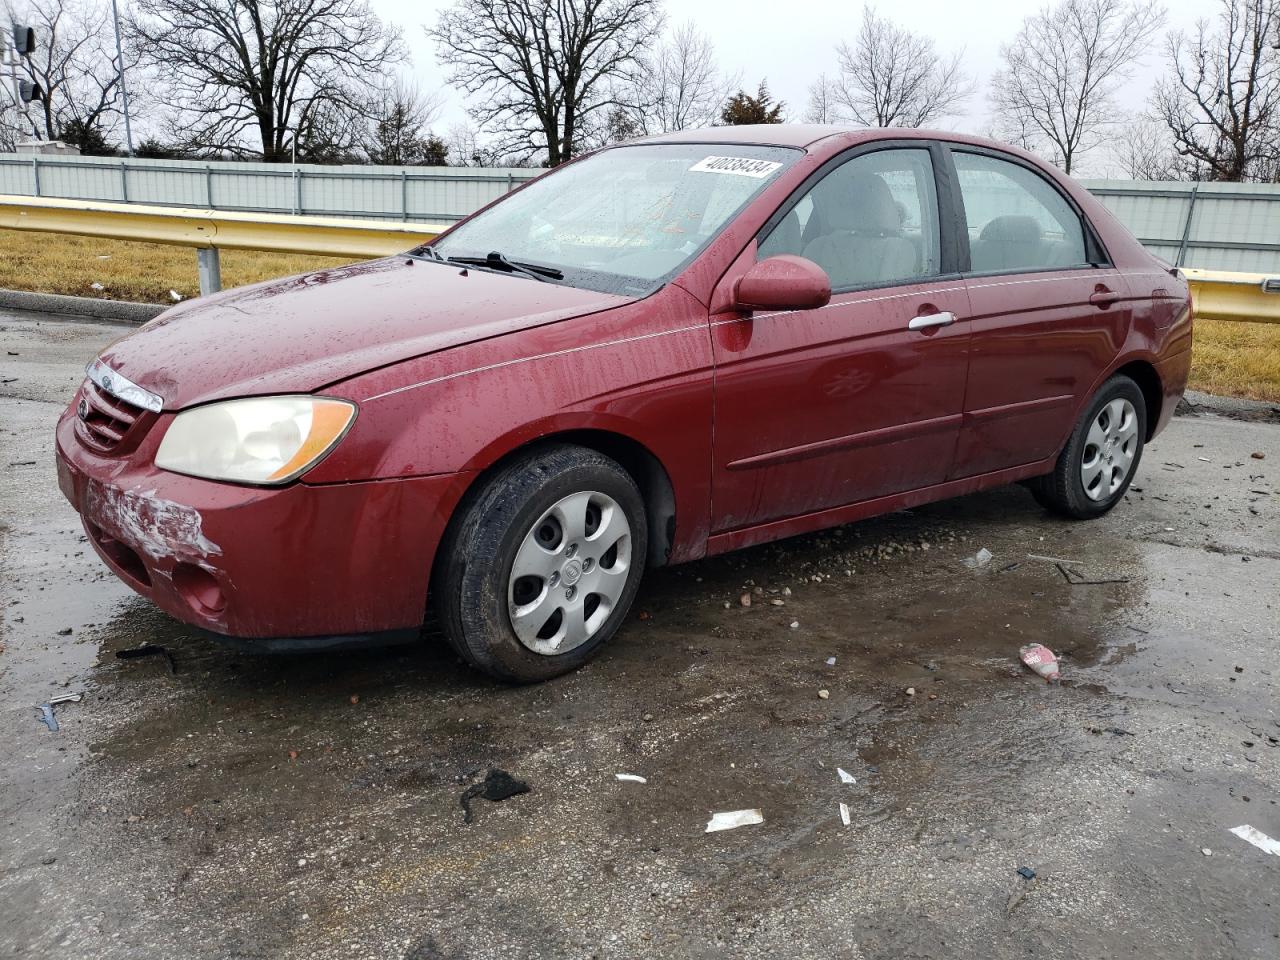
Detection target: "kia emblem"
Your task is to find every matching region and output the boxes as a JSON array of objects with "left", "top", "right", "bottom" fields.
[
  {"left": 77, "top": 397, "right": 90, "bottom": 420},
  {"left": 101, "top": 375, "right": 113, "bottom": 391}
]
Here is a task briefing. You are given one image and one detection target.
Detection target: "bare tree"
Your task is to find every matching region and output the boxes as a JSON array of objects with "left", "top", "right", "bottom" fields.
[
  {"left": 1110, "top": 117, "right": 1203, "bottom": 178},
  {"left": 805, "top": 73, "right": 838, "bottom": 124},
  {"left": 2, "top": 0, "right": 137, "bottom": 150},
  {"left": 830, "top": 7, "right": 972, "bottom": 128},
  {"left": 990, "top": 0, "right": 1164, "bottom": 175},
  {"left": 430, "top": 0, "right": 662, "bottom": 167},
  {"left": 601, "top": 104, "right": 644, "bottom": 143},
  {"left": 1153, "top": 0, "right": 1280, "bottom": 182},
  {"left": 444, "top": 121, "right": 532, "bottom": 167},
  {"left": 363, "top": 79, "right": 446, "bottom": 165},
  {"left": 130, "top": 0, "right": 406, "bottom": 161},
  {"left": 0, "top": 102, "right": 26, "bottom": 149},
  {"left": 444, "top": 122, "right": 489, "bottom": 167},
  {"left": 627, "top": 22, "right": 733, "bottom": 134}
]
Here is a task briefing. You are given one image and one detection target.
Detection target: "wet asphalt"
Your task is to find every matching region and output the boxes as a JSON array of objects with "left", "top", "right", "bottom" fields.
[{"left": 1, "top": 311, "right": 1278, "bottom": 960}]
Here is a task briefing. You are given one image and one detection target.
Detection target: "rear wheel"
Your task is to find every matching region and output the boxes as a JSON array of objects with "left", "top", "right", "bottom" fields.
[
  {"left": 434, "top": 444, "right": 647, "bottom": 683},
  {"left": 1030, "top": 375, "right": 1146, "bottom": 519}
]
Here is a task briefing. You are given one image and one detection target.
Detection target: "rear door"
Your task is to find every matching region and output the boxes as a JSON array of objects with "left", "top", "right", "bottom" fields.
[
  {"left": 709, "top": 143, "right": 971, "bottom": 534},
  {"left": 945, "top": 146, "right": 1131, "bottom": 479}
]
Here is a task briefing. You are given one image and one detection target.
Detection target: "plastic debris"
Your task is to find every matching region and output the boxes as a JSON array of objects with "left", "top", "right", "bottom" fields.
[
  {"left": 1020, "top": 643, "right": 1061, "bottom": 683},
  {"left": 837, "top": 767, "right": 856, "bottom": 784},
  {"left": 963, "top": 547, "right": 993, "bottom": 568},
  {"left": 838, "top": 802, "right": 851, "bottom": 826},
  {"left": 817, "top": 689, "right": 830, "bottom": 699},
  {"left": 49, "top": 692, "right": 83, "bottom": 705},
  {"left": 34, "top": 704, "right": 58, "bottom": 731},
  {"left": 1016, "top": 866, "right": 1036, "bottom": 880},
  {"left": 90, "top": 282, "right": 105, "bottom": 291},
  {"left": 705, "top": 809, "right": 764, "bottom": 833},
  {"left": 1230, "top": 824, "right": 1280, "bottom": 856},
  {"left": 169, "top": 290, "right": 183, "bottom": 302},
  {"left": 615, "top": 773, "right": 647, "bottom": 784},
  {"left": 460, "top": 769, "right": 530, "bottom": 823},
  {"left": 825, "top": 657, "right": 836, "bottom": 666}
]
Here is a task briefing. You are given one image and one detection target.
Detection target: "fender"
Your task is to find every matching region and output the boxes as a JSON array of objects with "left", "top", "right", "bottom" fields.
[{"left": 308, "top": 287, "right": 717, "bottom": 562}]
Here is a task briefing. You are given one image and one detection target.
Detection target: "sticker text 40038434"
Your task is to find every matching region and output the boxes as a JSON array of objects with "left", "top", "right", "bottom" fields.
[{"left": 688, "top": 156, "right": 783, "bottom": 178}]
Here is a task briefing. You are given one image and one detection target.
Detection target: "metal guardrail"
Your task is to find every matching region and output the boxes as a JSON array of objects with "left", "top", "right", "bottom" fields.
[
  {"left": 1183, "top": 268, "right": 1280, "bottom": 325},
  {"left": 0, "top": 194, "right": 444, "bottom": 294}
]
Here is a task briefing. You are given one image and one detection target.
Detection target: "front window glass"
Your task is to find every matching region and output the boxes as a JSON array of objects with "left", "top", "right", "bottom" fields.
[
  {"left": 432, "top": 144, "right": 799, "bottom": 295},
  {"left": 759, "top": 148, "right": 941, "bottom": 290}
]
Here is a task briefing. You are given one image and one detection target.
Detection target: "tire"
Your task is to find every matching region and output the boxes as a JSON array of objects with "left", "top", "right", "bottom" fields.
[
  {"left": 434, "top": 444, "right": 648, "bottom": 683},
  {"left": 1029, "top": 375, "right": 1147, "bottom": 520}
]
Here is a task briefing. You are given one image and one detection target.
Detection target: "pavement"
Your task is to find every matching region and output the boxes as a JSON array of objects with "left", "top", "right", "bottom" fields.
[{"left": 1, "top": 310, "right": 1278, "bottom": 960}]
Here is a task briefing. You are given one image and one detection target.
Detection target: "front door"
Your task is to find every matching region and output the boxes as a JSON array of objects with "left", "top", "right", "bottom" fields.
[{"left": 710, "top": 144, "right": 970, "bottom": 535}]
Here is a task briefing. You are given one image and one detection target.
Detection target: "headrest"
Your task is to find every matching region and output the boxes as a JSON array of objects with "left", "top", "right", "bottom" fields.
[
  {"left": 979, "top": 215, "right": 1042, "bottom": 244},
  {"left": 821, "top": 171, "right": 902, "bottom": 235}
]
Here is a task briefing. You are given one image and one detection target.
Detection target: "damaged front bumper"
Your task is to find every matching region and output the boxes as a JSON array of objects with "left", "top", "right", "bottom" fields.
[{"left": 55, "top": 406, "right": 471, "bottom": 648}]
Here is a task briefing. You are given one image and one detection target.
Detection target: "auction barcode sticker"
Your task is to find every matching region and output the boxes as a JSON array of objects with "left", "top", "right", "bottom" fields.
[{"left": 689, "top": 156, "right": 783, "bottom": 178}]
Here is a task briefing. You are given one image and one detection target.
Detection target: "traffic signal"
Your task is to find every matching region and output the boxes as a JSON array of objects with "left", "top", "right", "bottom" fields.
[
  {"left": 13, "top": 25, "right": 37, "bottom": 55},
  {"left": 18, "top": 80, "right": 43, "bottom": 102}
]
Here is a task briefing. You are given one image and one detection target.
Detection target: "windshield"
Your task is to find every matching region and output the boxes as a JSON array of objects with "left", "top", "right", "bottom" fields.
[{"left": 431, "top": 143, "right": 800, "bottom": 295}]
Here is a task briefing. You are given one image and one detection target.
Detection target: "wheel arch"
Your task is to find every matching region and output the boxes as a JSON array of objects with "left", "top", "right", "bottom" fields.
[
  {"left": 440, "top": 429, "right": 679, "bottom": 576},
  {"left": 1112, "top": 359, "right": 1164, "bottom": 440}
]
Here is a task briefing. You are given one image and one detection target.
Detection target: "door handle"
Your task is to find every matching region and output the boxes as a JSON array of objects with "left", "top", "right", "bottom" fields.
[
  {"left": 1089, "top": 286, "right": 1119, "bottom": 308},
  {"left": 907, "top": 311, "right": 956, "bottom": 331}
]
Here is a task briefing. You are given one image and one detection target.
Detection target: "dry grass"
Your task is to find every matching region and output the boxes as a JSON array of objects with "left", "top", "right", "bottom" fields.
[
  {"left": 2, "top": 229, "right": 1278, "bottom": 402},
  {"left": 0, "top": 228, "right": 354, "bottom": 305},
  {"left": 1188, "top": 319, "right": 1280, "bottom": 403}
]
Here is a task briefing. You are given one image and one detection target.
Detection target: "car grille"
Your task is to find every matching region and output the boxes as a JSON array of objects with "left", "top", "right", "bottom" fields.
[{"left": 75, "top": 379, "right": 147, "bottom": 452}]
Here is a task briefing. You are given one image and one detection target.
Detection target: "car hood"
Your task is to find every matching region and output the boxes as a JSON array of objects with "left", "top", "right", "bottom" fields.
[{"left": 97, "top": 258, "right": 632, "bottom": 409}]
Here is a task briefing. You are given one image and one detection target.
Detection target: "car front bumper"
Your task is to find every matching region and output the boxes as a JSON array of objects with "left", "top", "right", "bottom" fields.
[{"left": 55, "top": 408, "right": 472, "bottom": 645}]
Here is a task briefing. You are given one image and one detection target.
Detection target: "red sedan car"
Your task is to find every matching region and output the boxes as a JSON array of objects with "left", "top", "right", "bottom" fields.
[{"left": 56, "top": 127, "right": 1192, "bottom": 681}]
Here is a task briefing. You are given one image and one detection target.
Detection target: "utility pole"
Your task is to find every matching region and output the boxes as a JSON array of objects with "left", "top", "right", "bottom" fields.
[{"left": 109, "top": 0, "right": 134, "bottom": 155}]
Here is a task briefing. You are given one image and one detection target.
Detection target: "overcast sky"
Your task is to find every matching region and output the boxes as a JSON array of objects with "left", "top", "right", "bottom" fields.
[{"left": 368, "top": 0, "right": 1214, "bottom": 175}]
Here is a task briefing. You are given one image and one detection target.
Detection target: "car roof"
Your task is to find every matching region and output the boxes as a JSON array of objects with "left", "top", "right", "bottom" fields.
[
  {"left": 634, "top": 125, "right": 1029, "bottom": 158},
  {"left": 635, "top": 124, "right": 853, "bottom": 149}
]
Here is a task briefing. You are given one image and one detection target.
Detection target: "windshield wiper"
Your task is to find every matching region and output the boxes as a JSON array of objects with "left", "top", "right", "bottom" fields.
[{"left": 446, "top": 251, "right": 564, "bottom": 282}]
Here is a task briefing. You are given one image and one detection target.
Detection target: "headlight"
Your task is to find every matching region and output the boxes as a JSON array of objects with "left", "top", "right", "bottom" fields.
[{"left": 154, "top": 396, "right": 356, "bottom": 485}]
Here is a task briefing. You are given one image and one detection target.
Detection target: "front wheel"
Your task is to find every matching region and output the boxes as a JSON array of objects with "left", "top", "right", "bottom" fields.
[
  {"left": 434, "top": 444, "right": 647, "bottom": 683},
  {"left": 1029, "top": 375, "right": 1147, "bottom": 519}
]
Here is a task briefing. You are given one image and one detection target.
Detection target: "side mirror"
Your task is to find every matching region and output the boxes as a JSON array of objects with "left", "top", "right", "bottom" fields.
[{"left": 733, "top": 255, "right": 831, "bottom": 313}]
